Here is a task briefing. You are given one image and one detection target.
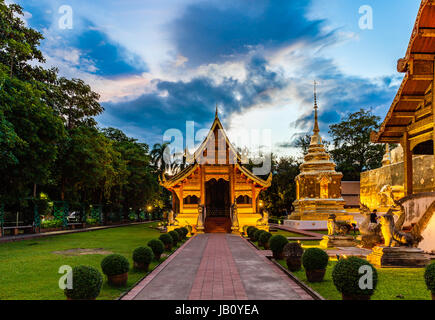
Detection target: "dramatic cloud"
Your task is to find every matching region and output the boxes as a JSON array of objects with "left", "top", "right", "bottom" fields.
[{"left": 170, "top": 0, "right": 333, "bottom": 66}]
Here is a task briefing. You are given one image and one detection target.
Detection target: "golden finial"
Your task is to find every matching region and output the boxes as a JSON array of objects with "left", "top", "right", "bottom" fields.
[{"left": 215, "top": 103, "right": 218, "bottom": 118}]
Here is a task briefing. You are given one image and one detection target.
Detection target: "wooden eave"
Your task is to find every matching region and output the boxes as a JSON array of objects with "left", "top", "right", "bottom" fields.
[{"left": 371, "top": 0, "right": 435, "bottom": 144}]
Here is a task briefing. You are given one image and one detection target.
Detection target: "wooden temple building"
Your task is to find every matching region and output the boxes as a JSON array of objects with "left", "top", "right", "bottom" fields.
[
  {"left": 371, "top": 0, "right": 435, "bottom": 197},
  {"left": 161, "top": 110, "right": 272, "bottom": 233},
  {"left": 370, "top": 0, "right": 435, "bottom": 253}
]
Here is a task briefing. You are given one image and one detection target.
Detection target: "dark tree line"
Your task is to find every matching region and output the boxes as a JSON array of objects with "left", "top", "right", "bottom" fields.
[{"left": 0, "top": 2, "right": 169, "bottom": 213}]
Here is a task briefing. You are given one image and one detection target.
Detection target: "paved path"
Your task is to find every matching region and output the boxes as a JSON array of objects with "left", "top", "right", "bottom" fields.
[{"left": 123, "top": 234, "right": 313, "bottom": 300}]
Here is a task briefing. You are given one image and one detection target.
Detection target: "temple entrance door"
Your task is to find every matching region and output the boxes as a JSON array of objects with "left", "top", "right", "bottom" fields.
[{"left": 205, "top": 178, "right": 231, "bottom": 233}]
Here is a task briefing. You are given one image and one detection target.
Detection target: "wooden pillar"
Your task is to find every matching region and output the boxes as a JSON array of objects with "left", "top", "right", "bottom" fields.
[
  {"left": 200, "top": 167, "right": 205, "bottom": 206},
  {"left": 230, "top": 166, "right": 235, "bottom": 204},
  {"left": 179, "top": 185, "right": 184, "bottom": 213},
  {"left": 402, "top": 131, "right": 413, "bottom": 196}
]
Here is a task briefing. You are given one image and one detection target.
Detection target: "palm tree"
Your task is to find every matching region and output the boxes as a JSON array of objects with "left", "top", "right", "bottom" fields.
[{"left": 150, "top": 142, "right": 171, "bottom": 175}]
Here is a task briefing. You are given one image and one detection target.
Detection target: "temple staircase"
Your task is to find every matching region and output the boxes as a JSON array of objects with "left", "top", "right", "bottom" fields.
[{"left": 205, "top": 217, "right": 231, "bottom": 233}]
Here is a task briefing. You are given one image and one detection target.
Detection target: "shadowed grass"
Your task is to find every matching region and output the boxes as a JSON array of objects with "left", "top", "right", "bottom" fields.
[
  {"left": 0, "top": 223, "right": 184, "bottom": 300},
  {"left": 277, "top": 259, "right": 430, "bottom": 300}
]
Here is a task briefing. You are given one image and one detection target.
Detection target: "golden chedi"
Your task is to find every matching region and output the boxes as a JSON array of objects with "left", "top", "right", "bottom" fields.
[{"left": 289, "top": 82, "right": 350, "bottom": 221}]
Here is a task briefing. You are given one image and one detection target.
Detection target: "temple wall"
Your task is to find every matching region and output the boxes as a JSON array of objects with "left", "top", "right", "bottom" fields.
[
  {"left": 360, "top": 155, "right": 435, "bottom": 211},
  {"left": 420, "top": 215, "right": 435, "bottom": 254}
]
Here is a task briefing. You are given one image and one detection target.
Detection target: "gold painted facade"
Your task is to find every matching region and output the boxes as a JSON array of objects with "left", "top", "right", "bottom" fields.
[
  {"left": 161, "top": 112, "right": 272, "bottom": 233},
  {"left": 360, "top": 146, "right": 435, "bottom": 211},
  {"left": 289, "top": 83, "right": 350, "bottom": 221}
]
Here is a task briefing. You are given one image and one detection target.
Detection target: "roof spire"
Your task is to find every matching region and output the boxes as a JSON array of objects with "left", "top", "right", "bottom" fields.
[
  {"left": 313, "top": 80, "right": 319, "bottom": 134},
  {"left": 215, "top": 103, "right": 218, "bottom": 118}
]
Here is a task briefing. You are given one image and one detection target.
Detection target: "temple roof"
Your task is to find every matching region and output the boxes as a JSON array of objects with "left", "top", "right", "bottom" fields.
[
  {"left": 160, "top": 109, "right": 272, "bottom": 189},
  {"left": 371, "top": 0, "right": 435, "bottom": 143}
]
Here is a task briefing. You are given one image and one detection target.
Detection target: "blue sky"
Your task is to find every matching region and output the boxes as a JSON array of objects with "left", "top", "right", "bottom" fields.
[{"left": 15, "top": 0, "right": 421, "bottom": 157}]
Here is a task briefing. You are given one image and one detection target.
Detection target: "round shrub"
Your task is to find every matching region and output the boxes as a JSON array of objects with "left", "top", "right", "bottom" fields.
[
  {"left": 332, "top": 257, "right": 378, "bottom": 297},
  {"left": 159, "top": 233, "right": 173, "bottom": 249},
  {"left": 132, "top": 247, "right": 153, "bottom": 265},
  {"left": 259, "top": 232, "right": 272, "bottom": 248},
  {"left": 302, "top": 248, "right": 329, "bottom": 271},
  {"left": 64, "top": 265, "right": 103, "bottom": 300},
  {"left": 147, "top": 238, "right": 165, "bottom": 259},
  {"left": 269, "top": 235, "right": 289, "bottom": 257},
  {"left": 175, "top": 228, "right": 184, "bottom": 240},
  {"left": 283, "top": 242, "right": 304, "bottom": 258},
  {"left": 101, "top": 254, "right": 130, "bottom": 276},
  {"left": 180, "top": 227, "right": 189, "bottom": 238},
  {"left": 169, "top": 230, "right": 179, "bottom": 244},
  {"left": 424, "top": 262, "right": 435, "bottom": 293},
  {"left": 253, "top": 229, "right": 265, "bottom": 242},
  {"left": 247, "top": 226, "right": 258, "bottom": 239}
]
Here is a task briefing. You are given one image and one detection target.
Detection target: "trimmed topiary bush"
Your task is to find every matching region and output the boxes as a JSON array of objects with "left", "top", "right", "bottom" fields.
[
  {"left": 100, "top": 254, "right": 130, "bottom": 286},
  {"left": 302, "top": 248, "right": 329, "bottom": 271},
  {"left": 247, "top": 226, "right": 258, "bottom": 240},
  {"left": 101, "top": 254, "right": 130, "bottom": 276},
  {"left": 64, "top": 265, "right": 103, "bottom": 300},
  {"left": 159, "top": 233, "right": 174, "bottom": 251},
  {"left": 332, "top": 257, "right": 378, "bottom": 300},
  {"left": 253, "top": 229, "right": 265, "bottom": 242},
  {"left": 424, "top": 262, "right": 435, "bottom": 299},
  {"left": 283, "top": 242, "right": 304, "bottom": 272},
  {"left": 169, "top": 230, "right": 179, "bottom": 245},
  {"left": 259, "top": 232, "right": 272, "bottom": 249},
  {"left": 302, "top": 248, "right": 329, "bottom": 282},
  {"left": 174, "top": 228, "right": 184, "bottom": 240},
  {"left": 147, "top": 238, "right": 165, "bottom": 260},
  {"left": 180, "top": 227, "right": 189, "bottom": 238},
  {"left": 269, "top": 235, "right": 289, "bottom": 259},
  {"left": 132, "top": 247, "right": 154, "bottom": 271}
]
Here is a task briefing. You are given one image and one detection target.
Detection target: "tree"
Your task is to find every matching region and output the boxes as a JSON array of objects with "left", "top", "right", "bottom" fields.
[
  {"left": 150, "top": 142, "right": 171, "bottom": 175},
  {"left": 102, "top": 127, "right": 161, "bottom": 211},
  {"left": 259, "top": 156, "right": 300, "bottom": 216},
  {"left": 55, "top": 77, "right": 103, "bottom": 130},
  {"left": 0, "top": 66, "right": 65, "bottom": 203},
  {"left": 0, "top": 1, "right": 47, "bottom": 81},
  {"left": 328, "top": 109, "right": 385, "bottom": 181}
]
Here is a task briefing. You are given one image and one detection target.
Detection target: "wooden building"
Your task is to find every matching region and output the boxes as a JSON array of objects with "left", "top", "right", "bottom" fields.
[
  {"left": 371, "top": 0, "right": 435, "bottom": 253},
  {"left": 161, "top": 110, "right": 272, "bottom": 233},
  {"left": 371, "top": 0, "right": 435, "bottom": 196}
]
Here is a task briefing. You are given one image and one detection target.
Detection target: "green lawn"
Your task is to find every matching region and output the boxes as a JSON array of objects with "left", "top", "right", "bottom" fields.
[
  {"left": 0, "top": 223, "right": 183, "bottom": 300},
  {"left": 277, "top": 260, "right": 431, "bottom": 300},
  {"left": 271, "top": 230, "right": 309, "bottom": 238}
]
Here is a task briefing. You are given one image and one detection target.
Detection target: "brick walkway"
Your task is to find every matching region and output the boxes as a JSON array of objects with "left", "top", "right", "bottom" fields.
[
  {"left": 124, "top": 234, "right": 313, "bottom": 300},
  {"left": 188, "top": 234, "right": 247, "bottom": 300}
]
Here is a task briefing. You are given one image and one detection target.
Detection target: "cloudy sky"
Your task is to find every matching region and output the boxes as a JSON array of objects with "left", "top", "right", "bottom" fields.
[{"left": 16, "top": 0, "right": 421, "bottom": 157}]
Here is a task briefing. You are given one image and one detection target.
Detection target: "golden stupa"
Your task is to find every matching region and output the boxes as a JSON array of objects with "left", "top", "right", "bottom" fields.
[{"left": 289, "top": 82, "right": 351, "bottom": 221}]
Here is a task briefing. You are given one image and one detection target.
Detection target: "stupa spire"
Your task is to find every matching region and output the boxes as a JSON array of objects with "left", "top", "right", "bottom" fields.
[{"left": 313, "top": 80, "right": 320, "bottom": 134}]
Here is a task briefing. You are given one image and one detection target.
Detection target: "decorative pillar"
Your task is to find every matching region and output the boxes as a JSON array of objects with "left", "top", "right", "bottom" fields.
[
  {"left": 179, "top": 184, "right": 184, "bottom": 213},
  {"left": 230, "top": 165, "right": 235, "bottom": 204},
  {"left": 402, "top": 131, "right": 413, "bottom": 196}
]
